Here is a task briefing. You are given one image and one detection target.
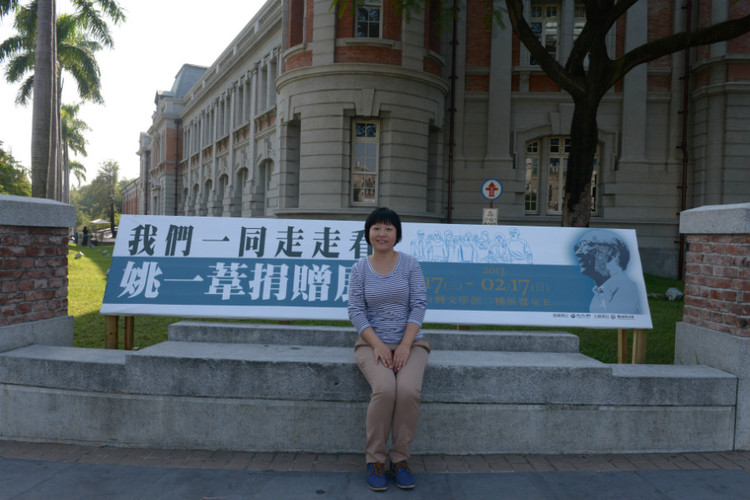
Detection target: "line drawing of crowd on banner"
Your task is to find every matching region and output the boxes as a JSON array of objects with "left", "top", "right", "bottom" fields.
[{"left": 406, "top": 227, "right": 534, "bottom": 264}]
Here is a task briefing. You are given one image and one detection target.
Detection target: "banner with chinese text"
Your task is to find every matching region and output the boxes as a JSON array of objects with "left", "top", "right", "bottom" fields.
[{"left": 100, "top": 215, "right": 652, "bottom": 329}]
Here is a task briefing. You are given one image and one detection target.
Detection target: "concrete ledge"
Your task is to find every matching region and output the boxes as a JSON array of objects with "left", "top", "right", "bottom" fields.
[
  {"left": 168, "top": 321, "right": 580, "bottom": 352},
  {"left": 679, "top": 202, "right": 750, "bottom": 234},
  {"left": 675, "top": 322, "right": 750, "bottom": 378},
  {"left": 0, "top": 340, "right": 736, "bottom": 406},
  {"left": 0, "top": 316, "right": 74, "bottom": 353},
  {"left": 0, "top": 194, "right": 76, "bottom": 228},
  {"left": 676, "top": 321, "right": 750, "bottom": 450},
  {"left": 0, "top": 385, "right": 736, "bottom": 454},
  {"left": 0, "top": 345, "right": 126, "bottom": 392}
]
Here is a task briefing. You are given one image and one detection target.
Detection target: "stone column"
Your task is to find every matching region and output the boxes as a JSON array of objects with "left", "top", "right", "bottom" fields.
[
  {"left": 619, "top": 0, "right": 648, "bottom": 163},
  {"left": 675, "top": 202, "right": 750, "bottom": 450},
  {"left": 311, "top": 0, "right": 335, "bottom": 66},
  {"left": 484, "top": 0, "right": 513, "bottom": 167},
  {"left": 401, "top": 8, "right": 424, "bottom": 71},
  {"left": 0, "top": 195, "right": 76, "bottom": 352}
]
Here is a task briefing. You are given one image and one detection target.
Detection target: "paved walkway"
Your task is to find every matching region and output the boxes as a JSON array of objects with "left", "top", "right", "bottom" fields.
[{"left": 2, "top": 440, "right": 750, "bottom": 499}]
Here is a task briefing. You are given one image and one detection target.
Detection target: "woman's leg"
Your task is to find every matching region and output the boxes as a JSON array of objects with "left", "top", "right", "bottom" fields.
[
  {"left": 389, "top": 341, "right": 430, "bottom": 463},
  {"left": 355, "top": 343, "right": 397, "bottom": 464}
]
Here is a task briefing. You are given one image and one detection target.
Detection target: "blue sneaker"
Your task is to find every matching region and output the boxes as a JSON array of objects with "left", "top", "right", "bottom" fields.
[
  {"left": 366, "top": 462, "right": 387, "bottom": 491},
  {"left": 389, "top": 461, "right": 415, "bottom": 489}
]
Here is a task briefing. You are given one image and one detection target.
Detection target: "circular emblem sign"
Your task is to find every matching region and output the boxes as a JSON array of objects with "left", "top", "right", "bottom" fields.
[{"left": 481, "top": 179, "right": 503, "bottom": 200}]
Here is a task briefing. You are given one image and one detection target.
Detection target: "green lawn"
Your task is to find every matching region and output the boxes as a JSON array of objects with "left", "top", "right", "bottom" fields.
[{"left": 67, "top": 244, "right": 684, "bottom": 363}]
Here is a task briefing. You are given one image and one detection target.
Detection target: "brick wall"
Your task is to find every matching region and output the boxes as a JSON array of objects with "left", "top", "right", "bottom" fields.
[
  {"left": 465, "top": 0, "right": 491, "bottom": 67},
  {"left": 682, "top": 234, "right": 750, "bottom": 336},
  {"left": 335, "top": 46, "right": 402, "bottom": 65},
  {"left": 0, "top": 225, "right": 69, "bottom": 328}
]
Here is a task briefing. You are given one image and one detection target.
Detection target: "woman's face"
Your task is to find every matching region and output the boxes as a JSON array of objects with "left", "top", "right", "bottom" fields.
[{"left": 369, "top": 222, "right": 397, "bottom": 252}]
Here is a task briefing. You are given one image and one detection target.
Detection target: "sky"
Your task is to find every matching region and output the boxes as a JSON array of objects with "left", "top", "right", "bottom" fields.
[{"left": 0, "top": 0, "right": 267, "bottom": 183}]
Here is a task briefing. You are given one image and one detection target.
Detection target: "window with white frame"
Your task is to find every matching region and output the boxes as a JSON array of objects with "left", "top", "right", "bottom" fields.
[
  {"left": 574, "top": 3, "right": 586, "bottom": 39},
  {"left": 529, "top": 3, "right": 558, "bottom": 65},
  {"left": 529, "top": 2, "right": 587, "bottom": 66},
  {"left": 524, "top": 136, "right": 599, "bottom": 215},
  {"left": 356, "top": 0, "right": 381, "bottom": 38},
  {"left": 351, "top": 121, "right": 379, "bottom": 205},
  {"left": 525, "top": 141, "right": 540, "bottom": 212}
]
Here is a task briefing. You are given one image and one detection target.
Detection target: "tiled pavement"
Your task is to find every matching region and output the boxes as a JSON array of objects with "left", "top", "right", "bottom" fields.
[
  {"left": 2, "top": 439, "right": 750, "bottom": 474},
  {"left": 2, "top": 440, "right": 750, "bottom": 499}
]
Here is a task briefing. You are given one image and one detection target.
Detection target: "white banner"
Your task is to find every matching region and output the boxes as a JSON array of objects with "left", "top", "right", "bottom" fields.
[{"left": 100, "top": 215, "right": 652, "bottom": 329}]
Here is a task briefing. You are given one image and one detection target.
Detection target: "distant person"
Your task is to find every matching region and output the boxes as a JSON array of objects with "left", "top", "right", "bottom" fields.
[
  {"left": 574, "top": 229, "right": 641, "bottom": 314},
  {"left": 82, "top": 227, "right": 89, "bottom": 247},
  {"left": 348, "top": 207, "right": 429, "bottom": 491}
]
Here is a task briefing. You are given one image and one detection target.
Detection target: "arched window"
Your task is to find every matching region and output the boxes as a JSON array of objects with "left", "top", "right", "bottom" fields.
[{"left": 525, "top": 136, "right": 599, "bottom": 215}]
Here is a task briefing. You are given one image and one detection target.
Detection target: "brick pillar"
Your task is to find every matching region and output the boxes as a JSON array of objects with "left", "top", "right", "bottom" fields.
[
  {"left": 675, "top": 202, "right": 750, "bottom": 450},
  {"left": 0, "top": 195, "right": 76, "bottom": 352},
  {"left": 683, "top": 234, "right": 750, "bottom": 335}
]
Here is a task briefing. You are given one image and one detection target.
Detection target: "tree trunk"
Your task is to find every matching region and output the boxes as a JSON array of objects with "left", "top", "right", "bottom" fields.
[
  {"left": 31, "top": 0, "right": 58, "bottom": 199},
  {"left": 55, "top": 75, "right": 64, "bottom": 202},
  {"left": 561, "top": 95, "right": 600, "bottom": 227},
  {"left": 63, "top": 143, "right": 70, "bottom": 203}
]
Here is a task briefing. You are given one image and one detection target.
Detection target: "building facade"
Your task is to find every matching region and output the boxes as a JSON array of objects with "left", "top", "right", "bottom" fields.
[{"left": 134, "top": 0, "right": 750, "bottom": 278}]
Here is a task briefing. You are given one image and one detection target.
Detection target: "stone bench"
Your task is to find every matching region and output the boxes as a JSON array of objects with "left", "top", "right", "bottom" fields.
[{"left": 0, "top": 322, "right": 737, "bottom": 454}]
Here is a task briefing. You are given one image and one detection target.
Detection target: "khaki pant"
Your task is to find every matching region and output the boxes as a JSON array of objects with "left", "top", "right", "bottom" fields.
[{"left": 354, "top": 336, "right": 431, "bottom": 464}]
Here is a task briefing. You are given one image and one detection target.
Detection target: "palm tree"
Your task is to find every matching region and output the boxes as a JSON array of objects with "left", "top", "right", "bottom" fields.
[
  {"left": 0, "top": 0, "right": 19, "bottom": 16},
  {"left": 97, "top": 159, "right": 119, "bottom": 235},
  {"left": 1, "top": 5, "right": 99, "bottom": 199},
  {"left": 32, "top": 0, "right": 57, "bottom": 199},
  {"left": 1, "top": 10, "right": 105, "bottom": 105},
  {"left": 0, "top": 0, "right": 124, "bottom": 200},
  {"left": 69, "top": 159, "right": 86, "bottom": 188},
  {"left": 61, "top": 102, "right": 89, "bottom": 202}
]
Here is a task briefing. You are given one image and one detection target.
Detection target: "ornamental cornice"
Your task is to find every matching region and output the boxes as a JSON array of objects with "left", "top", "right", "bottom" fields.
[{"left": 276, "top": 63, "right": 450, "bottom": 96}]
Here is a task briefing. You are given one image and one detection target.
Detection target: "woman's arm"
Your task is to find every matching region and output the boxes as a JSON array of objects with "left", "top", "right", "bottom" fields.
[
  {"left": 394, "top": 257, "right": 427, "bottom": 372},
  {"left": 347, "top": 261, "right": 371, "bottom": 335}
]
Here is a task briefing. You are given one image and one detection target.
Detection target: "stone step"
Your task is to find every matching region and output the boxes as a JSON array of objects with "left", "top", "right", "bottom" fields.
[
  {"left": 0, "top": 345, "right": 127, "bottom": 392},
  {"left": 167, "top": 321, "right": 580, "bottom": 353},
  {"left": 0, "top": 341, "right": 736, "bottom": 407}
]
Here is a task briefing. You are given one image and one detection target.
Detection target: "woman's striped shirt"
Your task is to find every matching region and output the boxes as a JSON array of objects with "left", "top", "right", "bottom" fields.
[{"left": 347, "top": 252, "right": 427, "bottom": 345}]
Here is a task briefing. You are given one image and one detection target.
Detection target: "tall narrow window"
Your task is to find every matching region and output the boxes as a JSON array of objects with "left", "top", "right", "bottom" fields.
[
  {"left": 525, "top": 141, "right": 540, "bottom": 213},
  {"left": 351, "top": 121, "right": 378, "bottom": 205},
  {"left": 356, "top": 0, "right": 381, "bottom": 38},
  {"left": 546, "top": 137, "right": 568, "bottom": 213},
  {"left": 574, "top": 3, "right": 586, "bottom": 39},
  {"left": 529, "top": 3, "right": 558, "bottom": 64}
]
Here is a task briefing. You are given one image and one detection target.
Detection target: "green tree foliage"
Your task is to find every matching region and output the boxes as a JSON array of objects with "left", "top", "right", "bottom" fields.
[
  {"left": 69, "top": 159, "right": 86, "bottom": 187},
  {"left": 0, "top": 1, "right": 20, "bottom": 17},
  {"left": 0, "top": 140, "right": 32, "bottom": 195},
  {"left": 60, "top": 102, "right": 89, "bottom": 200},
  {"left": 70, "top": 159, "right": 124, "bottom": 228}
]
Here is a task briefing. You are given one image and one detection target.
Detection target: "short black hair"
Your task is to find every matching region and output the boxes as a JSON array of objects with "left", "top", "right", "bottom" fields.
[{"left": 364, "top": 207, "right": 402, "bottom": 245}]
